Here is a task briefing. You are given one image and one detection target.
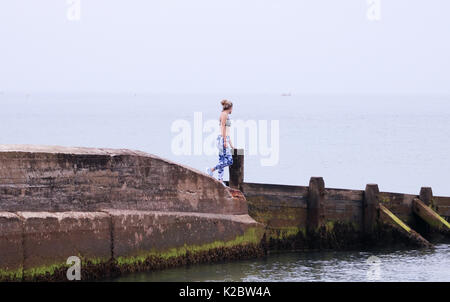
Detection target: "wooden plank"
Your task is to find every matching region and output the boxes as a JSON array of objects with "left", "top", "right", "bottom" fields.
[
  {"left": 435, "top": 196, "right": 450, "bottom": 207},
  {"left": 242, "top": 182, "right": 309, "bottom": 198},
  {"left": 413, "top": 198, "right": 450, "bottom": 234},
  {"left": 325, "top": 188, "right": 364, "bottom": 202},
  {"left": 436, "top": 206, "right": 450, "bottom": 218},
  {"left": 379, "top": 204, "right": 432, "bottom": 248},
  {"left": 378, "top": 191, "right": 416, "bottom": 221}
]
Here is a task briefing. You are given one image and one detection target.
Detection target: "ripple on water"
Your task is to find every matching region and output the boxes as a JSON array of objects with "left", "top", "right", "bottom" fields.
[{"left": 111, "top": 244, "right": 450, "bottom": 282}]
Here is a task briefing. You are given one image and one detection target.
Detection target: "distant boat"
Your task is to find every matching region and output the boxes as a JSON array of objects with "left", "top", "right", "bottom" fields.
[{"left": 281, "top": 93, "right": 292, "bottom": 97}]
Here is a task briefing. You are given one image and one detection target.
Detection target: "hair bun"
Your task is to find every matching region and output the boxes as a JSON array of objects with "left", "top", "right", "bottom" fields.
[{"left": 221, "top": 99, "right": 233, "bottom": 110}]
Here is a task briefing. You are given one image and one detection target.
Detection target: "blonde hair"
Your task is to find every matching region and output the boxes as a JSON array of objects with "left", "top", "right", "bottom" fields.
[{"left": 221, "top": 99, "right": 233, "bottom": 111}]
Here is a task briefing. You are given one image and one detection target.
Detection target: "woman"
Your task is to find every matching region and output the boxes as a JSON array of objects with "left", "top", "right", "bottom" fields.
[{"left": 206, "top": 100, "right": 235, "bottom": 184}]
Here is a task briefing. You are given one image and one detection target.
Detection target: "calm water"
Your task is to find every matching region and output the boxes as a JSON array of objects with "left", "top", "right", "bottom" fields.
[
  {"left": 1, "top": 93, "right": 450, "bottom": 195},
  {"left": 111, "top": 244, "right": 450, "bottom": 282},
  {"left": 1, "top": 93, "right": 449, "bottom": 281}
]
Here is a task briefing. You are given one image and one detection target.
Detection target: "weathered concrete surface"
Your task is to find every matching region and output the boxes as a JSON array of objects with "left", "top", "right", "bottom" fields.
[
  {"left": 0, "top": 209, "right": 265, "bottom": 281},
  {"left": 412, "top": 198, "right": 450, "bottom": 236},
  {"left": 227, "top": 188, "right": 247, "bottom": 207},
  {"left": 0, "top": 145, "right": 263, "bottom": 280},
  {"left": 0, "top": 212, "right": 23, "bottom": 281},
  {"left": 0, "top": 144, "right": 246, "bottom": 214},
  {"left": 2, "top": 143, "right": 448, "bottom": 280},
  {"left": 103, "top": 209, "right": 265, "bottom": 273},
  {"left": 17, "top": 211, "right": 111, "bottom": 281}
]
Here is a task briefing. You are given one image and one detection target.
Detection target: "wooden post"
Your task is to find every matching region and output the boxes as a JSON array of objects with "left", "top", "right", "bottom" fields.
[
  {"left": 379, "top": 204, "right": 432, "bottom": 248},
  {"left": 364, "top": 184, "right": 380, "bottom": 234},
  {"left": 419, "top": 187, "right": 433, "bottom": 206},
  {"left": 307, "top": 177, "right": 325, "bottom": 233},
  {"left": 412, "top": 198, "right": 450, "bottom": 234},
  {"left": 229, "top": 148, "right": 244, "bottom": 191}
]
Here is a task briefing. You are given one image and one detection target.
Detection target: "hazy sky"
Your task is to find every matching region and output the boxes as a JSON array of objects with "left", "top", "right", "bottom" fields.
[{"left": 0, "top": 0, "right": 449, "bottom": 94}]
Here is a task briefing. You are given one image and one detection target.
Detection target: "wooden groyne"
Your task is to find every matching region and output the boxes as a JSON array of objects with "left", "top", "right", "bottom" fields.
[
  {"left": 229, "top": 149, "right": 450, "bottom": 251},
  {"left": 0, "top": 145, "right": 449, "bottom": 281}
]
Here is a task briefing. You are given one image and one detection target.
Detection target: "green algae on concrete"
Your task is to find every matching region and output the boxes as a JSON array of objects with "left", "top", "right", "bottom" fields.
[
  {"left": 23, "top": 256, "right": 111, "bottom": 281},
  {"left": 0, "top": 267, "right": 22, "bottom": 282},
  {"left": 115, "top": 227, "right": 265, "bottom": 267},
  {"left": 24, "top": 263, "right": 69, "bottom": 280}
]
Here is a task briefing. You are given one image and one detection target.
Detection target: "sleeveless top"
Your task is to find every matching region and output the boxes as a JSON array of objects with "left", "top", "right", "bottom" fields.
[{"left": 219, "top": 114, "right": 231, "bottom": 127}]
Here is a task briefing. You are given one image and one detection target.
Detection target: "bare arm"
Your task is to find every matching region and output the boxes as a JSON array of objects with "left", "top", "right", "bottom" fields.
[{"left": 220, "top": 112, "right": 228, "bottom": 148}]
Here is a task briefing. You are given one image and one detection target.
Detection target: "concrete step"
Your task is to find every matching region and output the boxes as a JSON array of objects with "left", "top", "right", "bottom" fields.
[{"left": 0, "top": 210, "right": 265, "bottom": 281}]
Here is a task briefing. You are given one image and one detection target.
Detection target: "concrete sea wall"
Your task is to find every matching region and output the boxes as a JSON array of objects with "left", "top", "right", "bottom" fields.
[
  {"left": 0, "top": 145, "right": 246, "bottom": 214},
  {"left": 0, "top": 210, "right": 263, "bottom": 281},
  {"left": 0, "top": 145, "right": 264, "bottom": 281},
  {"left": 1, "top": 145, "right": 449, "bottom": 281}
]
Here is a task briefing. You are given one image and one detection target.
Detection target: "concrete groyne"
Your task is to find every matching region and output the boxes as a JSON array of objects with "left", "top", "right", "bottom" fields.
[
  {"left": 1, "top": 145, "right": 449, "bottom": 281},
  {"left": 0, "top": 145, "right": 264, "bottom": 281},
  {"left": 0, "top": 145, "right": 247, "bottom": 214}
]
